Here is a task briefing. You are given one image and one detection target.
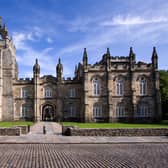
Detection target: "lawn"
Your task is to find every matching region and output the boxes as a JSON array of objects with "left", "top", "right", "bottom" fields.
[
  {"left": 0, "top": 121, "right": 34, "bottom": 127},
  {"left": 62, "top": 120, "right": 168, "bottom": 128}
]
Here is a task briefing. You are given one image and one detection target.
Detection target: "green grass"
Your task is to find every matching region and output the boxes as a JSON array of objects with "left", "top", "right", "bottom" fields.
[
  {"left": 0, "top": 121, "right": 34, "bottom": 128},
  {"left": 62, "top": 120, "right": 168, "bottom": 128}
]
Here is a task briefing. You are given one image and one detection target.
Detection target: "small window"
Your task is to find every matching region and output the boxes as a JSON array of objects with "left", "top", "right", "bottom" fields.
[
  {"left": 116, "top": 104, "right": 126, "bottom": 117},
  {"left": 69, "top": 88, "right": 76, "bottom": 97},
  {"left": 44, "top": 88, "right": 52, "bottom": 98},
  {"left": 136, "top": 104, "right": 151, "bottom": 117},
  {"left": 92, "top": 78, "right": 100, "bottom": 96},
  {"left": 139, "top": 77, "right": 147, "bottom": 95},
  {"left": 21, "top": 106, "right": 27, "bottom": 118},
  {"left": 93, "top": 104, "right": 102, "bottom": 118},
  {"left": 116, "top": 78, "right": 124, "bottom": 96},
  {"left": 69, "top": 105, "right": 76, "bottom": 117},
  {"left": 22, "top": 89, "right": 28, "bottom": 98}
]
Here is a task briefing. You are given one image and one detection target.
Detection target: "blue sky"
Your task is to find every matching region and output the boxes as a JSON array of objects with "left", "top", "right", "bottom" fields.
[{"left": 0, "top": 0, "right": 168, "bottom": 78}]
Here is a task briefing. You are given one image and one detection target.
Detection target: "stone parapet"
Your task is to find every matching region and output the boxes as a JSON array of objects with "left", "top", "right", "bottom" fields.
[
  {"left": 17, "top": 125, "right": 29, "bottom": 134},
  {"left": 0, "top": 127, "right": 20, "bottom": 136},
  {"left": 63, "top": 127, "right": 168, "bottom": 136}
]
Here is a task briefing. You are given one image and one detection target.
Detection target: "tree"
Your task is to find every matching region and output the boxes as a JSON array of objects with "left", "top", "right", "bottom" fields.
[{"left": 160, "top": 70, "right": 168, "bottom": 119}]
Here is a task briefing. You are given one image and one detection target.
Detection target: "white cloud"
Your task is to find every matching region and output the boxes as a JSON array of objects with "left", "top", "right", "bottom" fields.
[
  {"left": 100, "top": 15, "right": 168, "bottom": 26},
  {"left": 12, "top": 31, "right": 56, "bottom": 77},
  {"left": 12, "top": 32, "right": 27, "bottom": 49},
  {"left": 46, "top": 37, "right": 53, "bottom": 43},
  {"left": 11, "top": 1, "right": 168, "bottom": 77}
]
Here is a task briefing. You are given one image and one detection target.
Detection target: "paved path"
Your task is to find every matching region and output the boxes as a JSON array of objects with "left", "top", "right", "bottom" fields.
[
  {"left": 29, "top": 122, "right": 62, "bottom": 135},
  {"left": 0, "top": 143, "right": 167, "bottom": 168},
  {"left": 0, "top": 122, "right": 168, "bottom": 143}
]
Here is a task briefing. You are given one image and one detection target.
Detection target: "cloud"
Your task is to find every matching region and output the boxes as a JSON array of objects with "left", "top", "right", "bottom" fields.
[
  {"left": 46, "top": 37, "right": 53, "bottom": 43},
  {"left": 11, "top": 1, "right": 168, "bottom": 77},
  {"left": 12, "top": 31, "right": 56, "bottom": 77},
  {"left": 100, "top": 15, "right": 168, "bottom": 26}
]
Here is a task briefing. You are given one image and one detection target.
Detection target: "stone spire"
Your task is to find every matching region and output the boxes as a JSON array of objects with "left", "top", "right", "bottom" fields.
[
  {"left": 33, "top": 58, "right": 40, "bottom": 74},
  {"left": 106, "top": 48, "right": 110, "bottom": 57},
  {"left": 129, "top": 47, "right": 135, "bottom": 60},
  {"left": 56, "top": 57, "right": 63, "bottom": 81},
  {"left": 151, "top": 47, "right": 158, "bottom": 69},
  {"left": 74, "top": 64, "right": 78, "bottom": 76},
  {"left": 3, "top": 24, "right": 8, "bottom": 38},
  {"left": 129, "top": 47, "right": 136, "bottom": 70},
  {"left": 83, "top": 48, "right": 88, "bottom": 67},
  {"left": 0, "top": 17, "right": 8, "bottom": 39}
]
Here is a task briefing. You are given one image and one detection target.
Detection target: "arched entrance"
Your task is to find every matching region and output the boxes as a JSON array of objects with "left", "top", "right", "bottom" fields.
[{"left": 42, "top": 104, "right": 55, "bottom": 121}]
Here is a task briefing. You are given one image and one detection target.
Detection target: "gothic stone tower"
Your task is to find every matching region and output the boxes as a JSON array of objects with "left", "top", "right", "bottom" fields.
[{"left": 0, "top": 17, "right": 18, "bottom": 121}]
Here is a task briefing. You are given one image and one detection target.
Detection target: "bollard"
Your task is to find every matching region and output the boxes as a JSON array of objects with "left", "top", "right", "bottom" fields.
[
  {"left": 28, "top": 125, "right": 30, "bottom": 132},
  {"left": 43, "top": 126, "right": 46, "bottom": 134}
]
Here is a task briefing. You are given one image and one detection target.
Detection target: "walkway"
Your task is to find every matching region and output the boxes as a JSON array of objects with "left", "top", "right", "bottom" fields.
[
  {"left": 0, "top": 122, "right": 168, "bottom": 143},
  {"left": 0, "top": 143, "right": 168, "bottom": 167},
  {"left": 29, "top": 122, "right": 62, "bottom": 135}
]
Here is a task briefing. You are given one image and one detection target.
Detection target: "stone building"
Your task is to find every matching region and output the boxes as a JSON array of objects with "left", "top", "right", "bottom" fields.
[{"left": 0, "top": 17, "right": 162, "bottom": 122}]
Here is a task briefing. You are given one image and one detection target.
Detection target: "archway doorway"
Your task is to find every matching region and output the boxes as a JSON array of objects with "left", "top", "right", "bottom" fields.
[{"left": 42, "top": 104, "right": 55, "bottom": 121}]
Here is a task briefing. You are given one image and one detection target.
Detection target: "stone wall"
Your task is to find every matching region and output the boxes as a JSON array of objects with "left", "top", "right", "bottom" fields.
[
  {"left": 0, "top": 127, "right": 20, "bottom": 136},
  {"left": 62, "top": 127, "right": 168, "bottom": 136},
  {"left": 17, "top": 125, "right": 29, "bottom": 134}
]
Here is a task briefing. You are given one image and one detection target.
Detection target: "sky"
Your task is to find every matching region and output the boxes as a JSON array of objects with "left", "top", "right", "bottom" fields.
[{"left": 0, "top": 0, "right": 168, "bottom": 78}]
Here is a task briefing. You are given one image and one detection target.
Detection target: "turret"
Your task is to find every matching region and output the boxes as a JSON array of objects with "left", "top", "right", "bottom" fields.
[
  {"left": 0, "top": 17, "right": 8, "bottom": 39},
  {"left": 83, "top": 48, "right": 88, "bottom": 67},
  {"left": 151, "top": 47, "right": 158, "bottom": 69},
  {"left": 129, "top": 47, "right": 135, "bottom": 60},
  {"left": 56, "top": 57, "right": 63, "bottom": 81},
  {"left": 74, "top": 65, "right": 78, "bottom": 77},
  {"left": 106, "top": 48, "right": 110, "bottom": 57},
  {"left": 129, "top": 47, "right": 136, "bottom": 69},
  {"left": 33, "top": 59, "right": 40, "bottom": 75},
  {"left": 106, "top": 48, "right": 111, "bottom": 69},
  {"left": 33, "top": 59, "right": 40, "bottom": 121}
]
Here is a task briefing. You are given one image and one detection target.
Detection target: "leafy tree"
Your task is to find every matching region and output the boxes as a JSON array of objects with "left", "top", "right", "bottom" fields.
[{"left": 160, "top": 70, "right": 168, "bottom": 119}]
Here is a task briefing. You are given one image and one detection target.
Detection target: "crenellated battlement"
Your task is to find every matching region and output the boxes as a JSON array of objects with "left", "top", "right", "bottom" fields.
[
  {"left": 111, "top": 56, "right": 130, "bottom": 62},
  {"left": 19, "top": 78, "right": 33, "bottom": 81}
]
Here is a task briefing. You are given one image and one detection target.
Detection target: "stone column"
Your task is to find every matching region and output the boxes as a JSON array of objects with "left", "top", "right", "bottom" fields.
[
  {"left": 107, "top": 73, "right": 113, "bottom": 122},
  {"left": 34, "top": 74, "right": 40, "bottom": 121},
  {"left": 83, "top": 70, "right": 90, "bottom": 122},
  {"left": 0, "top": 49, "right": 2, "bottom": 121},
  {"left": 130, "top": 73, "right": 136, "bottom": 122}
]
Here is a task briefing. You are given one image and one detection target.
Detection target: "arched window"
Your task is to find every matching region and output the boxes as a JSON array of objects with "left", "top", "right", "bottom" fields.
[
  {"left": 116, "top": 78, "right": 124, "bottom": 96},
  {"left": 92, "top": 78, "right": 100, "bottom": 96},
  {"left": 93, "top": 104, "right": 102, "bottom": 118},
  {"left": 136, "top": 104, "right": 151, "bottom": 117},
  {"left": 44, "top": 88, "right": 52, "bottom": 98},
  {"left": 139, "top": 77, "right": 147, "bottom": 95},
  {"left": 116, "top": 104, "right": 126, "bottom": 117}
]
